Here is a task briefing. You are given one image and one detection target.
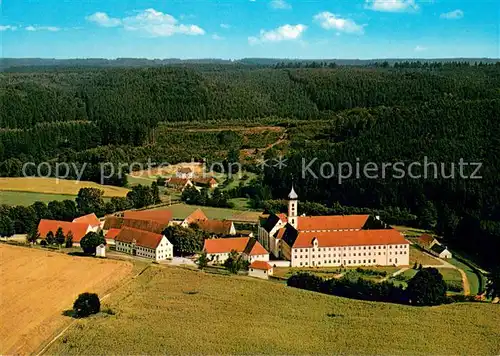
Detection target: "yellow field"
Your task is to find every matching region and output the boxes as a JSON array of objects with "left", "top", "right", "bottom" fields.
[
  {"left": 0, "top": 244, "right": 133, "bottom": 355},
  {"left": 46, "top": 265, "right": 500, "bottom": 355},
  {"left": 0, "top": 177, "right": 129, "bottom": 197},
  {"left": 129, "top": 162, "right": 205, "bottom": 178}
]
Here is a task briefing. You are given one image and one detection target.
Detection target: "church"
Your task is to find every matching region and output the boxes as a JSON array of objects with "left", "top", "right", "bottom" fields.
[{"left": 258, "top": 186, "right": 410, "bottom": 267}]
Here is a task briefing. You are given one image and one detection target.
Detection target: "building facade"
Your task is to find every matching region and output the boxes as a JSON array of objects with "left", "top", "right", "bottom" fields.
[{"left": 115, "top": 227, "right": 173, "bottom": 262}]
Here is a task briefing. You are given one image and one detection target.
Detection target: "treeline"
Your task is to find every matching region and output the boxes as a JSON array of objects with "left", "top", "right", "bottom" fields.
[
  {"left": 0, "top": 183, "right": 161, "bottom": 237},
  {"left": 287, "top": 268, "right": 457, "bottom": 306}
]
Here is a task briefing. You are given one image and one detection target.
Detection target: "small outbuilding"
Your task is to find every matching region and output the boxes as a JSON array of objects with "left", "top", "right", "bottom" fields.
[
  {"left": 431, "top": 244, "right": 452, "bottom": 259},
  {"left": 248, "top": 260, "right": 273, "bottom": 280},
  {"left": 96, "top": 244, "right": 106, "bottom": 258}
]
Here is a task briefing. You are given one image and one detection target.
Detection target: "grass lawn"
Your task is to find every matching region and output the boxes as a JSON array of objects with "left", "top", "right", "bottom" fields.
[
  {"left": 409, "top": 245, "right": 443, "bottom": 266},
  {"left": 392, "top": 225, "right": 429, "bottom": 237},
  {"left": 447, "top": 258, "right": 481, "bottom": 295},
  {"left": 228, "top": 197, "right": 253, "bottom": 210},
  {"left": 151, "top": 203, "right": 262, "bottom": 222},
  {"left": 0, "top": 177, "right": 129, "bottom": 197},
  {"left": 46, "top": 265, "right": 500, "bottom": 355},
  {"left": 274, "top": 266, "right": 401, "bottom": 280}
]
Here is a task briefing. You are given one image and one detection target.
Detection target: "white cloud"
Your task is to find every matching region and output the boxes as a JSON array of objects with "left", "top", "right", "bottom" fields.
[
  {"left": 248, "top": 24, "right": 307, "bottom": 45},
  {"left": 440, "top": 9, "right": 464, "bottom": 19},
  {"left": 314, "top": 12, "right": 365, "bottom": 35},
  {"left": 86, "top": 12, "right": 122, "bottom": 27},
  {"left": 0, "top": 25, "right": 17, "bottom": 31},
  {"left": 414, "top": 45, "right": 427, "bottom": 52},
  {"left": 86, "top": 9, "right": 205, "bottom": 37},
  {"left": 220, "top": 23, "right": 231, "bottom": 29},
  {"left": 212, "top": 34, "right": 225, "bottom": 40},
  {"left": 365, "top": 0, "right": 419, "bottom": 12},
  {"left": 270, "top": 0, "right": 291, "bottom": 9},
  {"left": 25, "top": 25, "right": 61, "bottom": 32}
]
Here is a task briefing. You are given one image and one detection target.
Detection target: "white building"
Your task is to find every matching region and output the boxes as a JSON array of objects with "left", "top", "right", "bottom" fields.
[
  {"left": 96, "top": 244, "right": 106, "bottom": 258},
  {"left": 431, "top": 244, "right": 453, "bottom": 259},
  {"left": 258, "top": 186, "right": 410, "bottom": 267},
  {"left": 115, "top": 227, "right": 173, "bottom": 262},
  {"left": 248, "top": 260, "right": 273, "bottom": 279},
  {"left": 176, "top": 167, "right": 194, "bottom": 179},
  {"left": 203, "top": 237, "right": 269, "bottom": 264}
]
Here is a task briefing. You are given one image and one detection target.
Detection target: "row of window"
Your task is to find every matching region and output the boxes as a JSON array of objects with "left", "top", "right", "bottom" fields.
[
  {"left": 298, "top": 258, "right": 398, "bottom": 266},
  {"left": 295, "top": 244, "right": 407, "bottom": 253}
]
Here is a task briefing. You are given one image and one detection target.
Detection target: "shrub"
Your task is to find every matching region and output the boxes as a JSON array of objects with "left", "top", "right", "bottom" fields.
[
  {"left": 406, "top": 268, "right": 447, "bottom": 306},
  {"left": 73, "top": 292, "right": 100, "bottom": 318},
  {"left": 446, "top": 280, "right": 463, "bottom": 293}
]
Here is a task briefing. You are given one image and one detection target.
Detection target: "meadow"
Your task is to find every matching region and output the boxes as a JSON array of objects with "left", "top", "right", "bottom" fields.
[
  {"left": 0, "top": 191, "right": 76, "bottom": 206},
  {"left": 0, "top": 244, "right": 132, "bottom": 355},
  {"left": 153, "top": 203, "right": 261, "bottom": 222},
  {"left": 0, "top": 177, "right": 129, "bottom": 197},
  {"left": 46, "top": 265, "right": 500, "bottom": 355}
]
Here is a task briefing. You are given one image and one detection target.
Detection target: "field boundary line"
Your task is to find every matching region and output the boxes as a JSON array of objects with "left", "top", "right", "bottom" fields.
[{"left": 36, "top": 264, "right": 151, "bottom": 356}]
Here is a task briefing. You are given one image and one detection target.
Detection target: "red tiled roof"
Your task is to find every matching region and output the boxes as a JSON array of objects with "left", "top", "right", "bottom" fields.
[
  {"left": 297, "top": 215, "right": 369, "bottom": 231},
  {"left": 250, "top": 260, "right": 272, "bottom": 270},
  {"left": 277, "top": 213, "right": 287, "bottom": 223},
  {"left": 197, "top": 219, "right": 234, "bottom": 235},
  {"left": 167, "top": 177, "right": 191, "bottom": 186},
  {"left": 72, "top": 213, "right": 101, "bottom": 226},
  {"left": 249, "top": 241, "right": 268, "bottom": 255},
  {"left": 115, "top": 227, "right": 164, "bottom": 249},
  {"left": 275, "top": 228, "right": 286, "bottom": 240},
  {"left": 38, "top": 220, "right": 90, "bottom": 243},
  {"left": 103, "top": 215, "right": 123, "bottom": 230},
  {"left": 203, "top": 237, "right": 250, "bottom": 254},
  {"left": 105, "top": 228, "right": 121, "bottom": 240},
  {"left": 184, "top": 208, "right": 208, "bottom": 224},
  {"left": 192, "top": 177, "right": 217, "bottom": 185},
  {"left": 123, "top": 210, "right": 173, "bottom": 226},
  {"left": 417, "top": 234, "right": 435, "bottom": 246},
  {"left": 292, "top": 229, "right": 409, "bottom": 248}
]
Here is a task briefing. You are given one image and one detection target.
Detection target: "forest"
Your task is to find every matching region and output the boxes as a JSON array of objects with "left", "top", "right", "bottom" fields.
[{"left": 0, "top": 62, "right": 499, "bottom": 267}]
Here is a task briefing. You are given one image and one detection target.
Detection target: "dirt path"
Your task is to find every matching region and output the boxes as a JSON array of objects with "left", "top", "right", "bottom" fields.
[
  {"left": 380, "top": 267, "right": 409, "bottom": 282},
  {"left": 424, "top": 257, "right": 471, "bottom": 296}
]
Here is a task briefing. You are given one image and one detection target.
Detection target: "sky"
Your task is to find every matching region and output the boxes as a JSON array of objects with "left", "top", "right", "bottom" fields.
[{"left": 0, "top": 0, "right": 498, "bottom": 59}]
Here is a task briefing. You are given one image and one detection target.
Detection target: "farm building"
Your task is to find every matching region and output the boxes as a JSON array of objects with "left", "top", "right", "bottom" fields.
[
  {"left": 416, "top": 234, "right": 438, "bottom": 249},
  {"left": 176, "top": 167, "right": 194, "bottom": 179},
  {"left": 192, "top": 177, "right": 218, "bottom": 189},
  {"left": 258, "top": 186, "right": 410, "bottom": 267},
  {"left": 166, "top": 177, "right": 193, "bottom": 191},
  {"left": 104, "top": 228, "right": 121, "bottom": 245},
  {"left": 170, "top": 208, "right": 208, "bottom": 227},
  {"left": 248, "top": 260, "right": 273, "bottom": 279},
  {"left": 115, "top": 227, "right": 173, "bottom": 261},
  {"left": 203, "top": 237, "right": 269, "bottom": 264},
  {"left": 72, "top": 213, "right": 102, "bottom": 228},
  {"left": 430, "top": 244, "right": 453, "bottom": 259},
  {"left": 37, "top": 219, "right": 98, "bottom": 245},
  {"left": 196, "top": 219, "right": 237, "bottom": 237}
]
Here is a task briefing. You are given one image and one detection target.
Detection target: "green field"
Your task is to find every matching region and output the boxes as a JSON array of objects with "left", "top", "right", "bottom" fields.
[
  {"left": 153, "top": 203, "right": 261, "bottom": 222},
  {"left": 447, "top": 258, "right": 481, "bottom": 295},
  {"left": 46, "top": 265, "right": 500, "bottom": 355},
  {"left": 0, "top": 191, "right": 76, "bottom": 206}
]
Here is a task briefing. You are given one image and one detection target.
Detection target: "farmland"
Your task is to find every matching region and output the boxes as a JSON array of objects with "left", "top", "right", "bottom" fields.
[
  {"left": 0, "top": 178, "right": 129, "bottom": 198},
  {"left": 46, "top": 265, "right": 500, "bottom": 355},
  {"left": 0, "top": 244, "right": 132, "bottom": 355},
  {"left": 0, "top": 191, "right": 75, "bottom": 206}
]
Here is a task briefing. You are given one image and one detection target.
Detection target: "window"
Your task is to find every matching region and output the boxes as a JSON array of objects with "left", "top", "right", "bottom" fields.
[{"left": 300, "top": 262, "right": 303, "bottom": 266}]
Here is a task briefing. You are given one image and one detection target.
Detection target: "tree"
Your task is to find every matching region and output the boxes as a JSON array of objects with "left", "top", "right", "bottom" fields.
[
  {"left": 80, "top": 231, "right": 106, "bottom": 255},
  {"left": 0, "top": 214, "right": 15, "bottom": 237},
  {"left": 73, "top": 292, "right": 100, "bottom": 318},
  {"left": 151, "top": 182, "right": 161, "bottom": 204},
  {"left": 65, "top": 231, "right": 74, "bottom": 248},
  {"left": 46, "top": 231, "right": 55, "bottom": 245},
  {"left": 197, "top": 251, "right": 209, "bottom": 270},
  {"left": 126, "top": 185, "right": 154, "bottom": 209},
  {"left": 27, "top": 229, "right": 40, "bottom": 244},
  {"left": 224, "top": 250, "right": 243, "bottom": 274},
  {"left": 163, "top": 225, "right": 204, "bottom": 256},
  {"left": 406, "top": 268, "right": 447, "bottom": 306},
  {"left": 55, "top": 227, "right": 66, "bottom": 247},
  {"left": 76, "top": 188, "right": 104, "bottom": 216},
  {"left": 486, "top": 267, "right": 500, "bottom": 300}
]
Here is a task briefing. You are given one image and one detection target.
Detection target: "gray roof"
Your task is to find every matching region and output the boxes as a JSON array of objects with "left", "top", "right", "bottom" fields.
[
  {"left": 288, "top": 186, "right": 298, "bottom": 200},
  {"left": 431, "top": 244, "right": 447, "bottom": 254}
]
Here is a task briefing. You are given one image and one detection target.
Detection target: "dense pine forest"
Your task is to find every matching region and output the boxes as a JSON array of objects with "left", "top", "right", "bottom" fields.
[{"left": 1, "top": 62, "right": 499, "bottom": 267}]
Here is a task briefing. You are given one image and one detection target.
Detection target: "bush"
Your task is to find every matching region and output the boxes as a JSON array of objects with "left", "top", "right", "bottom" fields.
[
  {"left": 406, "top": 268, "right": 447, "bottom": 306},
  {"left": 73, "top": 292, "right": 100, "bottom": 318},
  {"left": 446, "top": 280, "right": 463, "bottom": 292}
]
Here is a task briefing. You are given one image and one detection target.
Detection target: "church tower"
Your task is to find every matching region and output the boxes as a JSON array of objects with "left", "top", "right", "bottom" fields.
[{"left": 288, "top": 185, "right": 298, "bottom": 229}]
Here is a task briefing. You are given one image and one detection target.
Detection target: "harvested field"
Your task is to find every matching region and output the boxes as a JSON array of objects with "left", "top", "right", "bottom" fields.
[
  {"left": 0, "top": 177, "right": 129, "bottom": 198},
  {"left": 0, "top": 244, "right": 132, "bottom": 355}
]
